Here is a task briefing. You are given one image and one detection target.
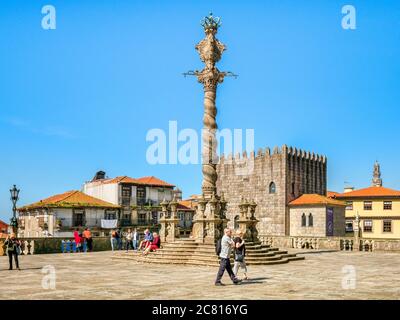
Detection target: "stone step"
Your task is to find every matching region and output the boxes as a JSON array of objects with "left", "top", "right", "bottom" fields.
[
  {"left": 116, "top": 251, "right": 301, "bottom": 264},
  {"left": 112, "top": 255, "right": 302, "bottom": 267}
]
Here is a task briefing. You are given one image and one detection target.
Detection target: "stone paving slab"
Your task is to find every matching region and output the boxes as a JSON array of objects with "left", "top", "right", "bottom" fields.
[{"left": 0, "top": 250, "right": 399, "bottom": 300}]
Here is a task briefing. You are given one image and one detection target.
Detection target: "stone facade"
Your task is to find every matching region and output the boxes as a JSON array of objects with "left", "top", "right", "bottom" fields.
[
  {"left": 216, "top": 145, "right": 327, "bottom": 236},
  {"left": 289, "top": 206, "right": 345, "bottom": 237}
]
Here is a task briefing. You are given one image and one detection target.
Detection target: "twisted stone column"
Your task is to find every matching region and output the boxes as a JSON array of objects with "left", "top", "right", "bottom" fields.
[{"left": 194, "top": 16, "right": 226, "bottom": 198}]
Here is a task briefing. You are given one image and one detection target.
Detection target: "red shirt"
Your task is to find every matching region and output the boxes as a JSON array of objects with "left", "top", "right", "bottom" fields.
[{"left": 74, "top": 231, "right": 82, "bottom": 244}]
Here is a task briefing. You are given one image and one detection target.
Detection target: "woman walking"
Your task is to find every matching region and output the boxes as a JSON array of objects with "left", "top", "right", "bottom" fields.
[
  {"left": 233, "top": 230, "right": 248, "bottom": 280},
  {"left": 4, "top": 233, "right": 21, "bottom": 270}
]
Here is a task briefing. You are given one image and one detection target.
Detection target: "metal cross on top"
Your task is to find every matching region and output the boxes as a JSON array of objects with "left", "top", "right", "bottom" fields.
[{"left": 184, "top": 13, "right": 237, "bottom": 199}]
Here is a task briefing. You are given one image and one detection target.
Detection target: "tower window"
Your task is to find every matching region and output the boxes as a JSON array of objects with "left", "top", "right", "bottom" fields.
[{"left": 269, "top": 182, "right": 276, "bottom": 194}]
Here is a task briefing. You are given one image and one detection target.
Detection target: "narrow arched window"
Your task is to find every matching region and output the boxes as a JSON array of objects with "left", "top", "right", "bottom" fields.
[
  {"left": 308, "top": 213, "right": 313, "bottom": 227},
  {"left": 269, "top": 182, "right": 276, "bottom": 194},
  {"left": 301, "top": 213, "right": 306, "bottom": 227}
]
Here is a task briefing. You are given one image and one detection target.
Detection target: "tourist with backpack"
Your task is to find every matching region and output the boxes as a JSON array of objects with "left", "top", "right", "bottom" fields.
[
  {"left": 4, "top": 233, "right": 21, "bottom": 270},
  {"left": 233, "top": 230, "right": 248, "bottom": 280},
  {"left": 215, "top": 228, "right": 241, "bottom": 286}
]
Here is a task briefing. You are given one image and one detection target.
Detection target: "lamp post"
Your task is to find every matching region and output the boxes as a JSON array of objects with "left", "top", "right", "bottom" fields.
[{"left": 10, "top": 184, "right": 20, "bottom": 234}]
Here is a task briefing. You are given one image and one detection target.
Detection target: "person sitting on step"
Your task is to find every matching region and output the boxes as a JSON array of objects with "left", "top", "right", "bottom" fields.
[
  {"left": 138, "top": 229, "right": 153, "bottom": 251},
  {"left": 143, "top": 232, "right": 160, "bottom": 255}
]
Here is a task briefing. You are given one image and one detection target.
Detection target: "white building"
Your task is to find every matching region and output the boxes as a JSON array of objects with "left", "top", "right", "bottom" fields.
[
  {"left": 17, "top": 190, "right": 120, "bottom": 237},
  {"left": 83, "top": 172, "right": 193, "bottom": 231}
]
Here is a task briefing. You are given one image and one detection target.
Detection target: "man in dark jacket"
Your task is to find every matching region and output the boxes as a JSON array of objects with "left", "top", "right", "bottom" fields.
[{"left": 4, "top": 233, "right": 20, "bottom": 270}]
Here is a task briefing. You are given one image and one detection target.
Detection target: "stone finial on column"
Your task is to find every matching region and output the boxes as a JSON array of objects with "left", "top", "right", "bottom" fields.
[
  {"left": 170, "top": 194, "right": 178, "bottom": 219},
  {"left": 159, "top": 198, "right": 169, "bottom": 242},
  {"left": 197, "top": 193, "right": 207, "bottom": 219}
]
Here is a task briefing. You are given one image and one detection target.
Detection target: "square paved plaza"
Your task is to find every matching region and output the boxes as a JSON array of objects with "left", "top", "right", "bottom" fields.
[{"left": 1, "top": 250, "right": 399, "bottom": 299}]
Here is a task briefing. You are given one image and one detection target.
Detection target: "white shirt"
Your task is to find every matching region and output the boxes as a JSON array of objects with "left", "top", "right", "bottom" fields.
[{"left": 219, "top": 235, "right": 234, "bottom": 259}]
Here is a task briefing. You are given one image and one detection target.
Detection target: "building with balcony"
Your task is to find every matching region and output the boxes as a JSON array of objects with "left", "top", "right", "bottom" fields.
[
  {"left": 82, "top": 172, "right": 193, "bottom": 232},
  {"left": 17, "top": 190, "right": 120, "bottom": 237}
]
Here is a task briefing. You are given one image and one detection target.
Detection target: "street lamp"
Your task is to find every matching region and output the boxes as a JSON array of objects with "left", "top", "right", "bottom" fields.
[{"left": 10, "top": 184, "right": 20, "bottom": 234}]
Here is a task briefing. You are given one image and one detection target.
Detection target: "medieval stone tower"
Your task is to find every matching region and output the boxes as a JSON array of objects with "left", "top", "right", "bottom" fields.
[{"left": 216, "top": 145, "right": 327, "bottom": 236}]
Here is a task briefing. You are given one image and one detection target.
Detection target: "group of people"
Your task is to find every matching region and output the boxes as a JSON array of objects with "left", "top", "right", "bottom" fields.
[
  {"left": 110, "top": 228, "right": 161, "bottom": 255},
  {"left": 73, "top": 227, "right": 93, "bottom": 252},
  {"left": 215, "top": 228, "right": 248, "bottom": 286}
]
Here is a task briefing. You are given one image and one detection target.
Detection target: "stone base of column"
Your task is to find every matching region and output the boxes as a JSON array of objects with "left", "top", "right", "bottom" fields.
[
  {"left": 191, "top": 193, "right": 228, "bottom": 244},
  {"left": 159, "top": 217, "right": 168, "bottom": 243},
  {"left": 166, "top": 218, "right": 180, "bottom": 243}
]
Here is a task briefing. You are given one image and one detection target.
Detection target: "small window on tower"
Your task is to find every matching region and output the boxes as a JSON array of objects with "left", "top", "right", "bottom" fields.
[{"left": 269, "top": 182, "right": 276, "bottom": 194}]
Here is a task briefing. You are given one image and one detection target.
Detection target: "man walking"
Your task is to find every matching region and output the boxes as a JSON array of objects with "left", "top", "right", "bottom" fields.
[{"left": 215, "top": 228, "right": 241, "bottom": 286}]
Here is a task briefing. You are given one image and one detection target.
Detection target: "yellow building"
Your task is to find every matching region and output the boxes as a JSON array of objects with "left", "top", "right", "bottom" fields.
[{"left": 335, "top": 162, "right": 400, "bottom": 239}]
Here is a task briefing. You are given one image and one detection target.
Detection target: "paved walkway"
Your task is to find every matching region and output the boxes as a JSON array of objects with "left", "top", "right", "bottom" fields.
[{"left": 0, "top": 250, "right": 399, "bottom": 299}]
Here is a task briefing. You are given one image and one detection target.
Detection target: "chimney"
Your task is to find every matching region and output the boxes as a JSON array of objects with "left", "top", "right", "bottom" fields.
[{"left": 344, "top": 186, "right": 354, "bottom": 193}]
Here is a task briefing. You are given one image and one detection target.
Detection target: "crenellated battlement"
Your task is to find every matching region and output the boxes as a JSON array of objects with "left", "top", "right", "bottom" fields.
[{"left": 219, "top": 144, "right": 327, "bottom": 165}]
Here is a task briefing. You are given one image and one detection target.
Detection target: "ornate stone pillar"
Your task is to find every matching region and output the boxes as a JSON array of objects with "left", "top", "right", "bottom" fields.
[
  {"left": 353, "top": 211, "right": 360, "bottom": 251},
  {"left": 159, "top": 198, "right": 169, "bottom": 243},
  {"left": 237, "top": 198, "right": 259, "bottom": 243},
  {"left": 166, "top": 196, "right": 180, "bottom": 243},
  {"left": 186, "top": 13, "right": 235, "bottom": 244}
]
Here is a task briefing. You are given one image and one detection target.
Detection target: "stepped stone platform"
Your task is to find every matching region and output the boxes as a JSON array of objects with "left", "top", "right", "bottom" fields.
[{"left": 112, "top": 239, "right": 305, "bottom": 266}]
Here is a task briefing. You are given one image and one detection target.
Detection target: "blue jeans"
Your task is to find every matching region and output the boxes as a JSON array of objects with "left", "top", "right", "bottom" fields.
[
  {"left": 132, "top": 240, "right": 138, "bottom": 250},
  {"left": 111, "top": 238, "right": 117, "bottom": 251}
]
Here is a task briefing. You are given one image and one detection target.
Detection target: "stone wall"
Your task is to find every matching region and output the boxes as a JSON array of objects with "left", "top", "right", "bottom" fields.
[
  {"left": 259, "top": 235, "right": 400, "bottom": 252},
  {"left": 217, "top": 145, "right": 327, "bottom": 236},
  {"left": 0, "top": 237, "right": 112, "bottom": 255},
  {"left": 290, "top": 206, "right": 346, "bottom": 237}
]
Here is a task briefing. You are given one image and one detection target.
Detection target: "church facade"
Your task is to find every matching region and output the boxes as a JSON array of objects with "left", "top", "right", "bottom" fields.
[{"left": 216, "top": 144, "right": 327, "bottom": 236}]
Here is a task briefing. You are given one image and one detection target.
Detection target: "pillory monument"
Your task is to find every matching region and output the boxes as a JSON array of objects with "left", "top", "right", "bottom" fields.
[{"left": 116, "top": 13, "right": 310, "bottom": 265}]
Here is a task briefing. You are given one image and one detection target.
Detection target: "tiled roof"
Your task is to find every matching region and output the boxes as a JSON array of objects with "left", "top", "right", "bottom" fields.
[
  {"left": 103, "top": 176, "right": 141, "bottom": 184},
  {"left": 327, "top": 191, "right": 340, "bottom": 198},
  {"left": 136, "top": 176, "right": 175, "bottom": 187},
  {"left": 0, "top": 220, "right": 9, "bottom": 228},
  {"left": 178, "top": 201, "right": 196, "bottom": 210},
  {"left": 289, "top": 194, "right": 346, "bottom": 207},
  {"left": 336, "top": 186, "right": 400, "bottom": 198},
  {"left": 101, "top": 175, "right": 174, "bottom": 187},
  {"left": 18, "top": 190, "right": 120, "bottom": 210}
]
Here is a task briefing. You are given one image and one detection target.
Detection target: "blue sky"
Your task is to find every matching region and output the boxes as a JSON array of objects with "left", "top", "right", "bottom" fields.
[{"left": 1, "top": 0, "right": 400, "bottom": 222}]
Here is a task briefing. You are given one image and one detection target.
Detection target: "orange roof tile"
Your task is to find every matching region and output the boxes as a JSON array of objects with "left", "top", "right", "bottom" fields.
[
  {"left": 103, "top": 176, "right": 141, "bottom": 184},
  {"left": 327, "top": 191, "right": 340, "bottom": 198},
  {"left": 289, "top": 194, "right": 346, "bottom": 207},
  {"left": 336, "top": 186, "right": 400, "bottom": 199},
  {"left": 136, "top": 176, "right": 175, "bottom": 187},
  {"left": 100, "top": 175, "right": 174, "bottom": 187},
  {"left": 178, "top": 200, "right": 196, "bottom": 210},
  {"left": 18, "top": 190, "right": 120, "bottom": 210}
]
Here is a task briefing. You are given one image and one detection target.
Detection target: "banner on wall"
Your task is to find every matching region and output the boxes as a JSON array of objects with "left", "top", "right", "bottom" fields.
[{"left": 326, "top": 207, "right": 334, "bottom": 236}]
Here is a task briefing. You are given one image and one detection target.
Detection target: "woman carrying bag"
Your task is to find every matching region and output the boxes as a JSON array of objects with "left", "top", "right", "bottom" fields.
[
  {"left": 233, "top": 230, "right": 248, "bottom": 280},
  {"left": 4, "top": 233, "right": 21, "bottom": 270}
]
